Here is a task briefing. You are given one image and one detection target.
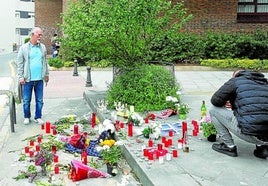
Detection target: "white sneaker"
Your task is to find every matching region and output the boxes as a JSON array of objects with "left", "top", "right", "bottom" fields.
[
  {"left": 24, "top": 118, "right": 30, "bottom": 125},
  {"left": 34, "top": 118, "right": 44, "bottom": 124}
]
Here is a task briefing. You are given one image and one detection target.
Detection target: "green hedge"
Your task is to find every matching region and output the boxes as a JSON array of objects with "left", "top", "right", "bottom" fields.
[{"left": 201, "top": 59, "right": 268, "bottom": 70}]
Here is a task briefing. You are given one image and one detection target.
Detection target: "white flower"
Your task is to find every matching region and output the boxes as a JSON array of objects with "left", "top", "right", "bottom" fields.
[
  {"left": 166, "top": 96, "right": 173, "bottom": 102},
  {"left": 176, "top": 90, "right": 182, "bottom": 95}
]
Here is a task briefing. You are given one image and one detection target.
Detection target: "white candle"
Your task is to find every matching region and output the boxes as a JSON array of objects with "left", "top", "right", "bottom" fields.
[{"left": 130, "top": 105, "right": 134, "bottom": 113}]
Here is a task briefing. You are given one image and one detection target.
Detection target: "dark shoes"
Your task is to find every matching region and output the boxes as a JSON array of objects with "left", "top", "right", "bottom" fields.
[
  {"left": 254, "top": 145, "right": 268, "bottom": 159},
  {"left": 212, "top": 143, "right": 238, "bottom": 157}
]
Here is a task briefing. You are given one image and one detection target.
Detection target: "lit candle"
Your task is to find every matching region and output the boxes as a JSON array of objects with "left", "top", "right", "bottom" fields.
[
  {"left": 91, "top": 113, "right": 96, "bottom": 128},
  {"left": 74, "top": 124, "right": 78, "bottom": 134},
  {"left": 52, "top": 145, "right": 57, "bottom": 154},
  {"left": 37, "top": 136, "right": 42, "bottom": 143},
  {"left": 29, "top": 140, "right": 34, "bottom": 146},
  {"left": 53, "top": 154, "right": 59, "bottom": 163},
  {"left": 144, "top": 117, "right": 149, "bottom": 124},
  {"left": 81, "top": 150, "right": 88, "bottom": 165},
  {"left": 29, "top": 151, "right": 34, "bottom": 158},
  {"left": 128, "top": 122, "right": 133, "bottom": 137},
  {"left": 35, "top": 145, "right": 40, "bottom": 152},
  {"left": 168, "top": 130, "right": 173, "bottom": 137},
  {"left": 157, "top": 144, "right": 163, "bottom": 151},
  {"left": 24, "top": 146, "right": 29, "bottom": 153},
  {"left": 143, "top": 149, "right": 149, "bottom": 157},
  {"left": 45, "top": 121, "right": 51, "bottom": 134},
  {"left": 148, "top": 139, "right": 153, "bottom": 147},
  {"left": 54, "top": 165, "right": 59, "bottom": 174},
  {"left": 172, "top": 150, "right": 178, "bottom": 158}
]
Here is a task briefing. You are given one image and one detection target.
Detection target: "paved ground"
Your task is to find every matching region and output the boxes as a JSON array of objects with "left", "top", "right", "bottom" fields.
[{"left": 0, "top": 65, "right": 267, "bottom": 186}]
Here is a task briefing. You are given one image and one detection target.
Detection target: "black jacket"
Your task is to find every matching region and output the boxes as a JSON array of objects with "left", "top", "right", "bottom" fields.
[{"left": 211, "top": 70, "right": 268, "bottom": 136}]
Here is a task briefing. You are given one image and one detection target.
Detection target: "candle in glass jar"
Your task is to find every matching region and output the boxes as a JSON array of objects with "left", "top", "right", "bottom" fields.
[
  {"left": 52, "top": 145, "right": 57, "bottom": 154},
  {"left": 45, "top": 121, "right": 51, "bottom": 134},
  {"left": 36, "top": 145, "right": 40, "bottom": 152},
  {"left": 81, "top": 150, "right": 87, "bottom": 165},
  {"left": 148, "top": 139, "right": 153, "bottom": 147},
  {"left": 74, "top": 124, "right": 78, "bottom": 134},
  {"left": 54, "top": 165, "right": 59, "bottom": 174},
  {"left": 29, "top": 140, "right": 34, "bottom": 146},
  {"left": 91, "top": 113, "right": 96, "bottom": 128},
  {"left": 24, "top": 146, "right": 29, "bottom": 153},
  {"left": 128, "top": 122, "right": 133, "bottom": 137},
  {"left": 172, "top": 149, "right": 178, "bottom": 157},
  {"left": 53, "top": 154, "right": 59, "bottom": 163},
  {"left": 37, "top": 136, "right": 42, "bottom": 143}
]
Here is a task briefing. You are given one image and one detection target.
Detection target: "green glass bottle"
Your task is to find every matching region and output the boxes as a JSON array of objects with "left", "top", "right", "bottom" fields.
[{"left": 201, "top": 100, "right": 207, "bottom": 119}]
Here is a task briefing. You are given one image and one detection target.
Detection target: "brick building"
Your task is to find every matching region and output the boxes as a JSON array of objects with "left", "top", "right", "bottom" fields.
[{"left": 35, "top": 0, "right": 268, "bottom": 53}]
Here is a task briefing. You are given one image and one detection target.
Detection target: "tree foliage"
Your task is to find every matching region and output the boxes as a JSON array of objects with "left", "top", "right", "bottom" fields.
[{"left": 60, "top": 0, "right": 192, "bottom": 67}]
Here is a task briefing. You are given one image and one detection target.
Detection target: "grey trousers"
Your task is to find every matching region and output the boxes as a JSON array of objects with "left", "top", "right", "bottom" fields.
[{"left": 209, "top": 106, "right": 268, "bottom": 146}]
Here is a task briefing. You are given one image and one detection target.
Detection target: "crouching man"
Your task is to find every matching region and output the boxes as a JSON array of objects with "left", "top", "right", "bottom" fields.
[{"left": 209, "top": 69, "right": 268, "bottom": 159}]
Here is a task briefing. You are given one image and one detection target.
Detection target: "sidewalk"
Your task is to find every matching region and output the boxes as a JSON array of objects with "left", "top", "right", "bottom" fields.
[{"left": 0, "top": 67, "right": 267, "bottom": 186}]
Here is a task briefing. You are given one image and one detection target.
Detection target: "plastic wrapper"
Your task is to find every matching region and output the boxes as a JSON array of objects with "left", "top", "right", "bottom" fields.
[{"left": 69, "top": 159, "right": 110, "bottom": 181}]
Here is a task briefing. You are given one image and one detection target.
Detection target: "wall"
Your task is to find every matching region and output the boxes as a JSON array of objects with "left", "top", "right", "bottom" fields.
[
  {"left": 35, "top": 0, "right": 63, "bottom": 54},
  {"left": 180, "top": 0, "right": 268, "bottom": 33}
]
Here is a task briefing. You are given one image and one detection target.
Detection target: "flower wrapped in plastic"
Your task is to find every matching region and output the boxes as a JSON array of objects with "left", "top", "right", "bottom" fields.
[{"left": 69, "top": 159, "right": 110, "bottom": 181}]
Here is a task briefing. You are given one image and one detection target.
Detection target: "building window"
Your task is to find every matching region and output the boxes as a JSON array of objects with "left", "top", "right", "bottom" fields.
[
  {"left": 237, "top": 0, "right": 268, "bottom": 23},
  {"left": 19, "top": 28, "right": 31, "bottom": 36}
]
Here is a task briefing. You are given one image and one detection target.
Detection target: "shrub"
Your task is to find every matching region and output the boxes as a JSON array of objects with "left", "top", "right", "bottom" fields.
[
  {"left": 106, "top": 64, "right": 180, "bottom": 112},
  {"left": 200, "top": 59, "right": 268, "bottom": 70},
  {"left": 48, "top": 57, "right": 64, "bottom": 68},
  {"left": 64, "top": 61, "right": 74, "bottom": 67}
]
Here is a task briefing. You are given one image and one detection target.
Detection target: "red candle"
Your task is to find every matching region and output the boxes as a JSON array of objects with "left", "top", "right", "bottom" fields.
[
  {"left": 24, "top": 146, "right": 29, "bottom": 153},
  {"left": 157, "top": 144, "right": 163, "bottom": 150},
  {"left": 81, "top": 150, "right": 87, "bottom": 165},
  {"left": 148, "top": 139, "right": 153, "bottom": 147},
  {"left": 53, "top": 128, "right": 57, "bottom": 135},
  {"left": 54, "top": 165, "right": 59, "bottom": 174},
  {"left": 182, "top": 121, "right": 187, "bottom": 138},
  {"left": 148, "top": 152, "right": 154, "bottom": 160},
  {"left": 161, "top": 136, "right": 166, "bottom": 143},
  {"left": 167, "top": 138, "right": 172, "bottom": 146},
  {"left": 91, "top": 113, "right": 96, "bottom": 128},
  {"left": 45, "top": 121, "right": 51, "bottom": 134},
  {"left": 52, "top": 145, "right": 57, "bottom": 154},
  {"left": 36, "top": 145, "right": 40, "bottom": 152},
  {"left": 193, "top": 129, "right": 198, "bottom": 136},
  {"left": 128, "top": 122, "right": 133, "bottom": 137},
  {"left": 41, "top": 124, "right": 45, "bottom": 130},
  {"left": 168, "top": 130, "right": 173, "bottom": 137},
  {"left": 37, "top": 136, "right": 42, "bottom": 143},
  {"left": 120, "top": 122, "right": 124, "bottom": 128},
  {"left": 172, "top": 149, "right": 178, "bottom": 157},
  {"left": 143, "top": 149, "right": 149, "bottom": 156},
  {"left": 74, "top": 124, "right": 78, "bottom": 134},
  {"left": 53, "top": 154, "right": 59, "bottom": 163},
  {"left": 29, "top": 140, "right": 34, "bottom": 146},
  {"left": 29, "top": 151, "right": 34, "bottom": 157},
  {"left": 144, "top": 117, "right": 149, "bottom": 124}
]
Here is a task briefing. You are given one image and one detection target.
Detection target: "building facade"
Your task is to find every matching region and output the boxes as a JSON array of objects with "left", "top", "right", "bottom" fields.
[
  {"left": 35, "top": 0, "right": 268, "bottom": 54},
  {"left": 0, "top": 0, "right": 35, "bottom": 54}
]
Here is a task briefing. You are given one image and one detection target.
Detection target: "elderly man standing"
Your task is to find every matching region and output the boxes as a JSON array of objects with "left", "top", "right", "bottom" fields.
[{"left": 17, "top": 27, "right": 49, "bottom": 125}]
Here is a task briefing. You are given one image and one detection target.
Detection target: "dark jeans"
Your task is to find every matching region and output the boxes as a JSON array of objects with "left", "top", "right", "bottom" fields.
[{"left": 23, "top": 80, "right": 44, "bottom": 119}]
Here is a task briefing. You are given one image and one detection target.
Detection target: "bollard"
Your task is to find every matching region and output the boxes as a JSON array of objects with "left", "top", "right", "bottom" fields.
[
  {"left": 85, "top": 66, "right": 93, "bottom": 87},
  {"left": 73, "top": 59, "right": 78, "bottom": 76},
  {"left": 9, "top": 94, "right": 16, "bottom": 132}
]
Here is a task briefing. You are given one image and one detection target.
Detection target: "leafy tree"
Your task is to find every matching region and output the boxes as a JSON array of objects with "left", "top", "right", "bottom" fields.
[{"left": 61, "top": 0, "right": 192, "bottom": 67}]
